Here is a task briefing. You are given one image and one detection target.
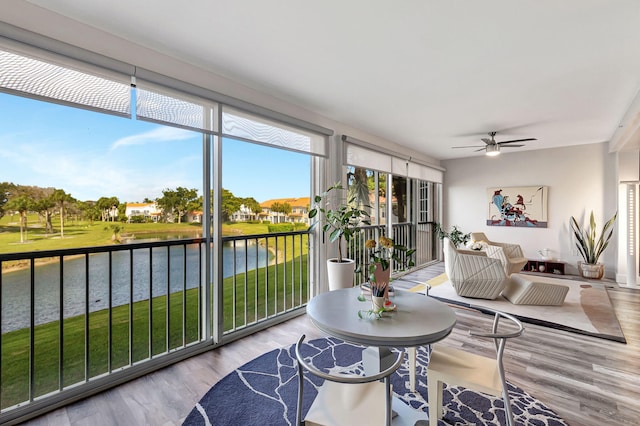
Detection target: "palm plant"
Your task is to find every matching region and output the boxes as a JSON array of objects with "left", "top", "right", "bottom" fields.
[{"left": 570, "top": 210, "right": 617, "bottom": 265}]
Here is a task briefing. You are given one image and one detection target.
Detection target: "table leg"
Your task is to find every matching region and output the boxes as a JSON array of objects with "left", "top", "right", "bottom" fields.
[
  {"left": 408, "top": 347, "right": 416, "bottom": 391},
  {"left": 361, "top": 346, "right": 429, "bottom": 425},
  {"left": 363, "top": 346, "right": 396, "bottom": 376}
]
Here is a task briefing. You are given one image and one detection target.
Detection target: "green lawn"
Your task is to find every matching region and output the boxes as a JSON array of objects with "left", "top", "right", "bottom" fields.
[
  {"left": 0, "top": 227, "right": 310, "bottom": 409},
  {"left": 0, "top": 215, "right": 300, "bottom": 255}
]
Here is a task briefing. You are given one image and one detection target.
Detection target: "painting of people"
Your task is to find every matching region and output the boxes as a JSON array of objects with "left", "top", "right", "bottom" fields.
[{"left": 487, "top": 186, "right": 548, "bottom": 227}]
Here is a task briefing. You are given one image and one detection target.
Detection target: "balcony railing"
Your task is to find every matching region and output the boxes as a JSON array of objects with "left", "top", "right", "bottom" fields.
[
  {"left": 222, "top": 231, "right": 309, "bottom": 334},
  {"left": 0, "top": 230, "right": 309, "bottom": 424},
  {"left": 0, "top": 223, "right": 431, "bottom": 423},
  {"left": 349, "top": 222, "right": 436, "bottom": 286}
]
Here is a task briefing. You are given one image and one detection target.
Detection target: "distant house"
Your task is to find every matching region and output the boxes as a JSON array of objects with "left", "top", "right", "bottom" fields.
[
  {"left": 186, "top": 210, "right": 203, "bottom": 223},
  {"left": 124, "top": 202, "right": 162, "bottom": 223},
  {"left": 259, "top": 197, "right": 311, "bottom": 224},
  {"left": 229, "top": 204, "right": 259, "bottom": 222}
]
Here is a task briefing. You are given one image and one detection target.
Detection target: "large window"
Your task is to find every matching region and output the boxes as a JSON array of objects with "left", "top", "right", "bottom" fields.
[{"left": 0, "top": 40, "right": 329, "bottom": 423}]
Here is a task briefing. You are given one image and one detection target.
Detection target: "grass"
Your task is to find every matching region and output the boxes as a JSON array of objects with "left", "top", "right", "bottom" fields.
[
  {"left": 0, "top": 221, "right": 310, "bottom": 409},
  {"left": 0, "top": 215, "right": 303, "bottom": 254},
  {"left": 0, "top": 215, "right": 310, "bottom": 407}
]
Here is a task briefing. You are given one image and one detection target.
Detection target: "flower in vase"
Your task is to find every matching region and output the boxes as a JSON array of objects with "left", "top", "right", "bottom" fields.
[{"left": 363, "top": 235, "right": 415, "bottom": 283}]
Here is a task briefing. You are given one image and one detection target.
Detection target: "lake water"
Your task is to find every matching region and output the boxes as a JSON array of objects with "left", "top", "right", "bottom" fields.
[{"left": 1, "top": 240, "right": 272, "bottom": 332}]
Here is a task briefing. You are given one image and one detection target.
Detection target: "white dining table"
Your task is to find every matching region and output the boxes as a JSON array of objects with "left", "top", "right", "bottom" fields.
[{"left": 306, "top": 286, "right": 457, "bottom": 425}]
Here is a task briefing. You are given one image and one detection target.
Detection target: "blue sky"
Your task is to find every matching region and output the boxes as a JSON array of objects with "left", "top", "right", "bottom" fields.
[{"left": 0, "top": 93, "right": 310, "bottom": 203}]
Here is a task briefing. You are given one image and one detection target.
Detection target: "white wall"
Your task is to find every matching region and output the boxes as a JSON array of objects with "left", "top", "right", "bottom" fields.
[{"left": 442, "top": 142, "right": 619, "bottom": 278}]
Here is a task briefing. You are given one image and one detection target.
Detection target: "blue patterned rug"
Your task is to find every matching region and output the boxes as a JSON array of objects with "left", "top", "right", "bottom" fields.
[{"left": 183, "top": 337, "right": 567, "bottom": 425}]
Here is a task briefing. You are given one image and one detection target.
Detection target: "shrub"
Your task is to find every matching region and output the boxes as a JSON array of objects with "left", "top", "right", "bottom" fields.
[
  {"left": 129, "top": 215, "right": 146, "bottom": 223},
  {"left": 268, "top": 223, "right": 294, "bottom": 233}
]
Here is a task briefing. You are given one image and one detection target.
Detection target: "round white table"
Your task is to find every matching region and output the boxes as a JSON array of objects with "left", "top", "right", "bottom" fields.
[
  {"left": 307, "top": 287, "right": 457, "bottom": 348},
  {"left": 306, "top": 287, "right": 457, "bottom": 425}
]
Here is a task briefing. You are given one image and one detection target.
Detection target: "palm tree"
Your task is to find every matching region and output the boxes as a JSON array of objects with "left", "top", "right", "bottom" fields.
[
  {"left": 51, "top": 189, "right": 74, "bottom": 238},
  {"left": 348, "top": 167, "right": 371, "bottom": 213},
  {"left": 6, "top": 195, "right": 32, "bottom": 243}
]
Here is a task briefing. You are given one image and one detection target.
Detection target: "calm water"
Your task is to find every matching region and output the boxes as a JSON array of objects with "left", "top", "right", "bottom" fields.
[{"left": 1, "top": 240, "right": 272, "bottom": 332}]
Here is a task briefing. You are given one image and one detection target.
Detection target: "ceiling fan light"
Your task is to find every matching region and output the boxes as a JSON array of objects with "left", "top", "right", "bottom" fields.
[{"left": 486, "top": 144, "right": 500, "bottom": 156}]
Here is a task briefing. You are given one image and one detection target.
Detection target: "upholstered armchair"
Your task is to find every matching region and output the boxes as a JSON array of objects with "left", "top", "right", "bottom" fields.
[
  {"left": 443, "top": 237, "right": 510, "bottom": 300},
  {"left": 470, "top": 232, "right": 528, "bottom": 276}
]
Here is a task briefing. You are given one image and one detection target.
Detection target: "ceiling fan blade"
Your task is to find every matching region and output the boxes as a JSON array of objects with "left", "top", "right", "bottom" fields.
[
  {"left": 481, "top": 138, "right": 492, "bottom": 144},
  {"left": 452, "top": 145, "right": 485, "bottom": 149},
  {"left": 500, "top": 144, "right": 524, "bottom": 148},
  {"left": 474, "top": 147, "right": 486, "bottom": 152},
  {"left": 498, "top": 138, "right": 537, "bottom": 145}
]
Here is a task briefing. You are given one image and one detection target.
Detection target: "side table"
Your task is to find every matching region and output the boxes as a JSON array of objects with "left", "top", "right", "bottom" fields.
[{"left": 523, "top": 259, "right": 565, "bottom": 275}]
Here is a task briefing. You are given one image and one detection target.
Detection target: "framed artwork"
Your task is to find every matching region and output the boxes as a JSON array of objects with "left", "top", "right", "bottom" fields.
[{"left": 486, "top": 186, "right": 548, "bottom": 227}]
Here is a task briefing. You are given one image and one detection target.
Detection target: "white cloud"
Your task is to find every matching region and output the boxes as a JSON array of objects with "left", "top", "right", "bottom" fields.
[
  {"left": 0, "top": 137, "right": 201, "bottom": 202},
  {"left": 110, "top": 127, "right": 195, "bottom": 150}
]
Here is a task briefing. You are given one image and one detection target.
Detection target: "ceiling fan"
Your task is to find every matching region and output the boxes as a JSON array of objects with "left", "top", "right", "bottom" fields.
[{"left": 453, "top": 132, "right": 537, "bottom": 156}]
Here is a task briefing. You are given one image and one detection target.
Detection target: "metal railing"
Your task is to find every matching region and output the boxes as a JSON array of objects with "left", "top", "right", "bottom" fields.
[
  {"left": 222, "top": 230, "right": 310, "bottom": 334},
  {"left": 0, "top": 230, "right": 310, "bottom": 423},
  {"left": 348, "top": 222, "right": 435, "bottom": 286}
]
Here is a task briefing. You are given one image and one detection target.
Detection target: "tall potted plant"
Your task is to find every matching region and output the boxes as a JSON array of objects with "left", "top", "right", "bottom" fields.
[
  {"left": 308, "top": 183, "right": 370, "bottom": 290},
  {"left": 434, "top": 223, "right": 471, "bottom": 248},
  {"left": 570, "top": 210, "right": 617, "bottom": 279}
]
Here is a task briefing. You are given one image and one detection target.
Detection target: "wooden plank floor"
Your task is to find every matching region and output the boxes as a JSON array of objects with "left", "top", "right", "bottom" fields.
[{"left": 23, "top": 263, "right": 640, "bottom": 426}]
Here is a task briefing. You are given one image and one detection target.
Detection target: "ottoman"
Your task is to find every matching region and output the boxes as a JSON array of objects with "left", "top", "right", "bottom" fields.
[{"left": 503, "top": 273, "right": 570, "bottom": 305}]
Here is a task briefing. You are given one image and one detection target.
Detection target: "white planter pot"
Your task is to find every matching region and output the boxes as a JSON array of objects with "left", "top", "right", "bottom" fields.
[
  {"left": 578, "top": 262, "right": 605, "bottom": 279},
  {"left": 326, "top": 258, "right": 356, "bottom": 291}
]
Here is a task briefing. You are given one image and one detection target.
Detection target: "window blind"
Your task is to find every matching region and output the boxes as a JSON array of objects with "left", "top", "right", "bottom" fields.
[
  {"left": 407, "top": 161, "right": 443, "bottom": 184},
  {"left": 0, "top": 42, "right": 131, "bottom": 117},
  {"left": 135, "top": 79, "right": 218, "bottom": 134},
  {"left": 222, "top": 105, "right": 327, "bottom": 157},
  {"left": 344, "top": 135, "right": 444, "bottom": 183}
]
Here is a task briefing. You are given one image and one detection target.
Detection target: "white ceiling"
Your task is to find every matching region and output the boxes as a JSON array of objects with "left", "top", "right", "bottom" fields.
[{"left": 16, "top": 1, "right": 640, "bottom": 159}]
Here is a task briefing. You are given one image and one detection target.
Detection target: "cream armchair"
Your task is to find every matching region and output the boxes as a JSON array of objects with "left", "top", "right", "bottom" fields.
[
  {"left": 471, "top": 232, "right": 528, "bottom": 276},
  {"left": 443, "top": 237, "right": 510, "bottom": 300}
]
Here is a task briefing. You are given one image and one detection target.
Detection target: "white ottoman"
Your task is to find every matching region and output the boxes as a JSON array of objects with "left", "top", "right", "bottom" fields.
[{"left": 503, "top": 273, "right": 570, "bottom": 305}]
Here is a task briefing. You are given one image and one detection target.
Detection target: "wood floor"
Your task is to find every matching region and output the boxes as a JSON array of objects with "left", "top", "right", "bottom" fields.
[{"left": 23, "top": 263, "right": 640, "bottom": 426}]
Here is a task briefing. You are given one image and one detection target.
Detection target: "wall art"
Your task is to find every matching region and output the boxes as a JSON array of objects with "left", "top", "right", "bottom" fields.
[{"left": 487, "top": 186, "right": 548, "bottom": 227}]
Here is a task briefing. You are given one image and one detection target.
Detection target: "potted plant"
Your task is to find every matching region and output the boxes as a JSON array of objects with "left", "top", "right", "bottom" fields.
[
  {"left": 570, "top": 210, "right": 617, "bottom": 279},
  {"left": 308, "top": 182, "right": 370, "bottom": 290},
  {"left": 364, "top": 235, "right": 416, "bottom": 287},
  {"left": 434, "top": 223, "right": 471, "bottom": 248}
]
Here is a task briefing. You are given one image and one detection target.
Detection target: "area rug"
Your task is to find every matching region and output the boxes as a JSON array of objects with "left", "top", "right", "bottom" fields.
[
  {"left": 415, "top": 273, "right": 626, "bottom": 343},
  {"left": 183, "top": 337, "right": 567, "bottom": 425}
]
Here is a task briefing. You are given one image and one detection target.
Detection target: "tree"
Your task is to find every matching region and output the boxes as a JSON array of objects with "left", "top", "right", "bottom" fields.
[
  {"left": 117, "top": 202, "right": 127, "bottom": 222},
  {"left": 96, "top": 196, "right": 119, "bottom": 222},
  {"left": 6, "top": 195, "right": 33, "bottom": 243},
  {"left": 271, "top": 201, "right": 292, "bottom": 216},
  {"left": 0, "top": 182, "right": 16, "bottom": 221},
  {"left": 156, "top": 187, "right": 199, "bottom": 223},
  {"left": 220, "top": 188, "right": 242, "bottom": 222},
  {"left": 242, "top": 197, "right": 262, "bottom": 218},
  {"left": 78, "top": 200, "right": 101, "bottom": 223},
  {"left": 32, "top": 193, "right": 56, "bottom": 235},
  {"left": 347, "top": 167, "right": 371, "bottom": 212},
  {"left": 51, "top": 188, "right": 74, "bottom": 237}
]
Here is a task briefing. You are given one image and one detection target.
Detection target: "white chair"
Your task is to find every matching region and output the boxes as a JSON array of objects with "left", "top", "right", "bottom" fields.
[
  {"left": 295, "top": 334, "right": 404, "bottom": 426},
  {"left": 443, "top": 237, "right": 510, "bottom": 299},
  {"left": 471, "top": 232, "right": 528, "bottom": 276},
  {"left": 427, "top": 309, "right": 524, "bottom": 426}
]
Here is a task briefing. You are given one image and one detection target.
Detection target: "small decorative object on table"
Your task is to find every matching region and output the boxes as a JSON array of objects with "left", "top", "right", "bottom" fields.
[
  {"left": 370, "top": 281, "right": 387, "bottom": 311},
  {"left": 361, "top": 235, "right": 415, "bottom": 298},
  {"left": 357, "top": 235, "right": 412, "bottom": 319},
  {"left": 467, "top": 240, "right": 488, "bottom": 251}
]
